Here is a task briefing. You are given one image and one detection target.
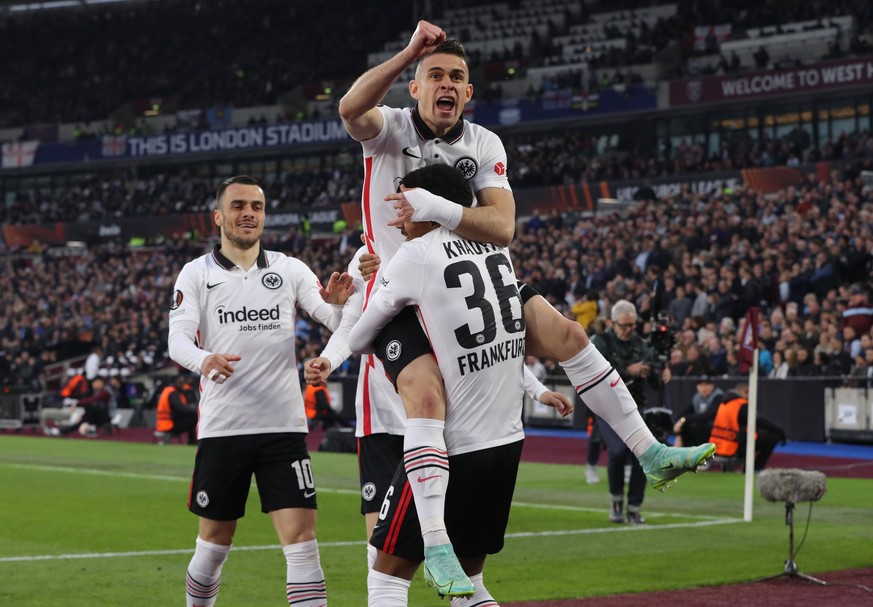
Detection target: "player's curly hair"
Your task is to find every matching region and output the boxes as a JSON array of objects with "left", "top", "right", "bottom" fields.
[{"left": 400, "top": 164, "right": 474, "bottom": 208}]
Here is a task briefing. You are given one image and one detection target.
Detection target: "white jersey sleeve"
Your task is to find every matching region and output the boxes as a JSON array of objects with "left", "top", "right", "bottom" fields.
[
  {"left": 348, "top": 247, "right": 423, "bottom": 355},
  {"left": 319, "top": 245, "right": 407, "bottom": 437},
  {"left": 319, "top": 247, "right": 369, "bottom": 372},
  {"left": 523, "top": 365, "right": 548, "bottom": 402},
  {"left": 167, "top": 260, "right": 211, "bottom": 374},
  {"left": 470, "top": 127, "right": 512, "bottom": 194},
  {"left": 290, "top": 258, "right": 344, "bottom": 333},
  {"left": 319, "top": 290, "right": 360, "bottom": 372}
]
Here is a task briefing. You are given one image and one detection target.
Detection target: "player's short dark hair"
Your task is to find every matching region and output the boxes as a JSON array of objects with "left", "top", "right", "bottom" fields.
[
  {"left": 215, "top": 175, "right": 262, "bottom": 209},
  {"left": 432, "top": 38, "right": 467, "bottom": 63},
  {"left": 417, "top": 38, "right": 468, "bottom": 77},
  {"left": 401, "top": 164, "right": 474, "bottom": 208}
]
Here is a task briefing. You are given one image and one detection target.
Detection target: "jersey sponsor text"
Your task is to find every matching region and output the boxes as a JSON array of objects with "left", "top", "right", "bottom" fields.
[{"left": 216, "top": 304, "right": 280, "bottom": 324}]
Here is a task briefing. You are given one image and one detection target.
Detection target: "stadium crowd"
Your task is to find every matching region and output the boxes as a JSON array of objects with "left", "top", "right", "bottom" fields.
[
  {"left": 512, "top": 170, "right": 873, "bottom": 384},
  {"left": 503, "top": 129, "right": 873, "bottom": 187},
  {"left": 0, "top": 231, "right": 358, "bottom": 389},
  {"left": 0, "top": 149, "right": 363, "bottom": 224},
  {"left": 4, "top": 127, "right": 873, "bottom": 226},
  {"left": 3, "top": 165, "right": 872, "bottom": 391}
]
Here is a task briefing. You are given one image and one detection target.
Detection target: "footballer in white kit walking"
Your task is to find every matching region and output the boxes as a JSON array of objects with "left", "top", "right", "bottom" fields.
[{"left": 168, "top": 175, "right": 351, "bottom": 607}]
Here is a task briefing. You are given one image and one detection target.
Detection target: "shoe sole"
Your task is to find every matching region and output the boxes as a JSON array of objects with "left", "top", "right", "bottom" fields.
[{"left": 649, "top": 443, "right": 717, "bottom": 491}]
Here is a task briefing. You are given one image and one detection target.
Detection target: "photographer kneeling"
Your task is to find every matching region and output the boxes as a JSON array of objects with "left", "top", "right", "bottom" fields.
[{"left": 590, "top": 300, "right": 671, "bottom": 524}]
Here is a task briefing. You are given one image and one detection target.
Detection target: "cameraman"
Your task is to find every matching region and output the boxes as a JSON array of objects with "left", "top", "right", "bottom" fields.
[{"left": 590, "top": 300, "right": 671, "bottom": 524}]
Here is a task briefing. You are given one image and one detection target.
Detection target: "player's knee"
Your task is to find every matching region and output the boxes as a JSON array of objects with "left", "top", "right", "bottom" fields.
[
  {"left": 565, "top": 318, "right": 590, "bottom": 349},
  {"left": 396, "top": 356, "right": 446, "bottom": 420},
  {"left": 398, "top": 379, "right": 445, "bottom": 419},
  {"left": 411, "top": 386, "right": 445, "bottom": 419},
  {"left": 547, "top": 316, "right": 590, "bottom": 361}
]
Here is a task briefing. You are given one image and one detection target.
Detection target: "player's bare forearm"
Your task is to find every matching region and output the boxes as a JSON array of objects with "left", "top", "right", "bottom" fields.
[
  {"left": 453, "top": 199, "right": 515, "bottom": 247},
  {"left": 339, "top": 21, "right": 445, "bottom": 140},
  {"left": 339, "top": 59, "right": 406, "bottom": 139}
]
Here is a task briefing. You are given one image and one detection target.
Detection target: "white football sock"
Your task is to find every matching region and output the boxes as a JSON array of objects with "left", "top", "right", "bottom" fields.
[
  {"left": 185, "top": 536, "right": 230, "bottom": 607},
  {"left": 367, "top": 543, "right": 377, "bottom": 571},
  {"left": 368, "top": 569, "right": 411, "bottom": 606},
  {"left": 283, "top": 539, "right": 327, "bottom": 606},
  {"left": 404, "top": 418, "right": 451, "bottom": 546},
  {"left": 450, "top": 572, "right": 499, "bottom": 606},
  {"left": 561, "top": 343, "right": 657, "bottom": 456}
]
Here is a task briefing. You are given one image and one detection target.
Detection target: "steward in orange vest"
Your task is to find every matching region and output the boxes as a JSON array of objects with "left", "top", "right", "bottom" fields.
[
  {"left": 708, "top": 384, "right": 786, "bottom": 470},
  {"left": 303, "top": 384, "right": 352, "bottom": 430},
  {"left": 60, "top": 371, "right": 89, "bottom": 399},
  {"left": 709, "top": 396, "right": 748, "bottom": 457},
  {"left": 156, "top": 384, "right": 181, "bottom": 432},
  {"left": 156, "top": 375, "right": 199, "bottom": 444},
  {"left": 304, "top": 384, "right": 330, "bottom": 422}
]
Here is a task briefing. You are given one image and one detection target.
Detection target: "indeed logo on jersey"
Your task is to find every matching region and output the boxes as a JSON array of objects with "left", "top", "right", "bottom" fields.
[{"left": 216, "top": 304, "right": 282, "bottom": 332}]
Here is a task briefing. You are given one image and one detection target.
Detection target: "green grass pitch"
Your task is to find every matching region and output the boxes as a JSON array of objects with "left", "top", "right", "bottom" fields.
[{"left": 1, "top": 435, "right": 871, "bottom": 605}]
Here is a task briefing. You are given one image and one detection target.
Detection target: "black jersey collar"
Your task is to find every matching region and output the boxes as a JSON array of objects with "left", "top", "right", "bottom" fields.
[
  {"left": 212, "top": 244, "right": 269, "bottom": 270},
  {"left": 411, "top": 104, "right": 465, "bottom": 144}
]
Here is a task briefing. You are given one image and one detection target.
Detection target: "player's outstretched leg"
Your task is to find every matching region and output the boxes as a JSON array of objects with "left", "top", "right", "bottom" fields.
[
  {"left": 637, "top": 441, "right": 716, "bottom": 491},
  {"left": 524, "top": 298, "right": 716, "bottom": 492}
]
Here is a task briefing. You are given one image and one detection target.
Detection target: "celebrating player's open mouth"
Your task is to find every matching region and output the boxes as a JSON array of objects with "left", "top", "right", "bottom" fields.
[{"left": 435, "top": 95, "right": 456, "bottom": 116}]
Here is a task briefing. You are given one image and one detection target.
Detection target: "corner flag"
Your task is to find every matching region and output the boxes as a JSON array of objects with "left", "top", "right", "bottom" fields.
[{"left": 738, "top": 307, "right": 760, "bottom": 373}]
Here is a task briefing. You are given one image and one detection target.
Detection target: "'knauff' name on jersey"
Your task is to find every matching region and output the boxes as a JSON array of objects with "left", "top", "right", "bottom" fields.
[
  {"left": 216, "top": 304, "right": 282, "bottom": 331},
  {"left": 442, "top": 239, "right": 502, "bottom": 259}
]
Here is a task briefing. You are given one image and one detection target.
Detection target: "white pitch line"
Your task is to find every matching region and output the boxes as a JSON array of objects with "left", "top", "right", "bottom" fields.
[
  {"left": 505, "top": 518, "right": 741, "bottom": 539},
  {"left": 0, "top": 461, "right": 742, "bottom": 564},
  {"left": 512, "top": 500, "right": 736, "bottom": 521},
  {"left": 3, "top": 462, "right": 188, "bottom": 483},
  {"left": 0, "top": 519, "right": 741, "bottom": 564},
  {"left": 0, "top": 541, "right": 364, "bottom": 563},
  {"left": 1, "top": 462, "right": 360, "bottom": 496},
  {"left": 4, "top": 463, "right": 730, "bottom": 522}
]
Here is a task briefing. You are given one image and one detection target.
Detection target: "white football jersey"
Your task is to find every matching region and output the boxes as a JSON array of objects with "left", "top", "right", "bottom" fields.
[
  {"left": 168, "top": 246, "right": 342, "bottom": 439},
  {"left": 349, "top": 228, "right": 526, "bottom": 455},
  {"left": 360, "top": 105, "right": 511, "bottom": 264},
  {"left": 318, "top": 246, "right": 407, "bottom": 437}
]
